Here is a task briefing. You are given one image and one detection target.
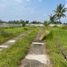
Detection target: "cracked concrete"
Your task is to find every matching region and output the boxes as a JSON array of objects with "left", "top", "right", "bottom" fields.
[
  {"left": 8, "top": 40, "right": 16, "bottom": 43},
  {"left": 25, "top": 54, "right": 50, "bottom": 64},
  {"left": 0, "top": 45, "right": 9, "bottom": 48}
]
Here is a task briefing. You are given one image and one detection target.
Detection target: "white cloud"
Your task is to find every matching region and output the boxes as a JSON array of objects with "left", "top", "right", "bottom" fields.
[
  {"left": 65, "top": 0, "right": 67, "bottom": 8},
  {"left": 65, "top": 4, "right": 67, "bottom": 8}
]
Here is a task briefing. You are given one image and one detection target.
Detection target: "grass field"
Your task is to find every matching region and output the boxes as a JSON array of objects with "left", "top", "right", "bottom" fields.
[
  {"left": 0, "top": 27, "right": 33, "bottom": 44},
  {"left": 0, "top": 27, "right": 25, "bottom": 44},
  {"left": 0, "top": 26, "right": 67, "bottom": 67},
  {"left": 0, "top": 27, "right": 38, "bottom": 67},
  {"left": 46, "top": 27, "right": 67, "bottom": 67}
]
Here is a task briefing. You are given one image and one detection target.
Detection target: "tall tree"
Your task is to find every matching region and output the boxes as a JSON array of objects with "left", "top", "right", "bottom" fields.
[
  {"left": 54, "top": 4, "right": 67, "bottom": 23},
  {"left": 49, "top": 14, "right": 56, "bottom": 24},
  {"left": 20, "top": 20, "right": 26, "bottom": 27},
  {"left": 44, "top": 21, "right": 50, "bottom": 26},
  {"left": 25, "top": 20, "right": 29, "bottom": 24}
]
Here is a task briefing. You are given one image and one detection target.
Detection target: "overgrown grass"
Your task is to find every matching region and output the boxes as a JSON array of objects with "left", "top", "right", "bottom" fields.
[
  {"left": 46, "top": 27, "right": 67, "bottom": 67},
  {"left": 0, "top": 28, "right": 38, "bottom": 67},
  {"left": 0, "top": 27, "right": 31, "bottom": 44}
]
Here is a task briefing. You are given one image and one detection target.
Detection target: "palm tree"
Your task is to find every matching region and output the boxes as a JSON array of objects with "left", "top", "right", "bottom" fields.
[
  {"left": 49, "top": 14, "right": 56, "bottom": 24},
  {"left": 54, "top": 4, "right": 67, "bottom": 23}
]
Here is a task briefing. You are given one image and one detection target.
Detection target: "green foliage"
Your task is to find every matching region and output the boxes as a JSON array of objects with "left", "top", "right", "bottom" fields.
[
  {"left": 0, "top": 29, "right": 12, "bottom": 37},
  {"left": 49, "top": 14, "right": 56, "bottom": 24},
  {"left": 44, "top": 21, "right": 50, "bottom": 26},
  {"left": 31, "top": 21, "right": 41, "bottom": 24},
  {"left": 20, "top": 20, "right": 26, "bottom": 27},
  {"left": 46, "top": 31, "right": 53, "bottom": 39},
  {"left": 0, "top": 28, "right": 38, "bottom": 67},
  {"left": 62, "top": 26, "right": 67, "bottom": 30},
  {"left": 0, "top": 27, "right": 26, "bottom": 44},
  {"left": 49, "top": 4, "right": 67, "bottom": 24},
  {"left": 54, "top": 4, "right": 67, "bottom": 23},
  {"left": 25, "top": 20, "right": 29, "bottom": 24},
  {"left": 46, "top": 27, "right": 67, "bottom": 67}
]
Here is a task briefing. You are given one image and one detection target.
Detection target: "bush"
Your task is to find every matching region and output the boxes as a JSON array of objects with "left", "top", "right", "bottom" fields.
[
  {"left": 0, "top": 30, "right": 12, "bottom": 37},
  {"left": 44, "top": 21, "right": 50, "bottom": 26},
  {"left": 62, "top": 26, "right": 67, "bottom": 30},
  {"left": 46, "top": 31, "right": 53, "bottom": 40}
]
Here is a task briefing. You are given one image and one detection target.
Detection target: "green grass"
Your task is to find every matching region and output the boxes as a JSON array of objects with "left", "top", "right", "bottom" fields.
[
  {"left": 46, "top": 27, "right": 67, "bottom": 67},
  {"left": 0, "top": 27, "right": 31, "bottom": 44},
  {"left": 0, "top": 28, "right": 38, "bottom": 67}
]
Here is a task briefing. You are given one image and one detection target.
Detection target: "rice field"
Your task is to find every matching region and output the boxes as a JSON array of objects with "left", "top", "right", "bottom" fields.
[
  {"left": 46, "top": 27, "right": 67, "bottom": 67},
  {"left": 0, "top": 27, "right": 34, "bottom": 44},
  {"left": 0, "top": 26, "right": 67, "bottom": 67},
  {"left": 0, "top": 27, "right": 39, "bottom": 67}
]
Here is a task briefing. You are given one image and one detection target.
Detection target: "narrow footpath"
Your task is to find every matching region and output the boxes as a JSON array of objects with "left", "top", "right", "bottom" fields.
[
  {"left": 0, "top": 30, "right": 31, "bottom": 51},
  {"left": 19, "top": 31, "right": 51, "bottom": 67}
]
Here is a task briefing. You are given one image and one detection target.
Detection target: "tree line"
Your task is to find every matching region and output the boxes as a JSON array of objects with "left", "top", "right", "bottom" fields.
[{"left": 0, "top": 4, "right": 67, "bottom": 26}]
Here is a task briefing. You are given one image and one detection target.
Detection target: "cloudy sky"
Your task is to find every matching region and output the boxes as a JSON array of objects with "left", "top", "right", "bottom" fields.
[{"left": 0, "top": 0, "right": 67, "bottom": 22}]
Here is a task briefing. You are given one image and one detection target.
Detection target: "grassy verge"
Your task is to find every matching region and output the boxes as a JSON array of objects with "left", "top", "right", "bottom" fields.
[
  {"left": 46, "top": 27, "right": 67, "bottom": 67},
  {"left": 0, "top": 28, "right": 38, "bottom": 67},
  {"left": 0, "top": 27, "right": 30, "bottom": 44}
]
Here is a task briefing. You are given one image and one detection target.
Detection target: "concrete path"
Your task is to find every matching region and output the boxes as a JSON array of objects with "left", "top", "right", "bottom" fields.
[
  {"left": 0, "top": 31, "right": 31, "bottom": 51},
  {"left": 19, "top": 31, "right": 51, "bottom": 67}
]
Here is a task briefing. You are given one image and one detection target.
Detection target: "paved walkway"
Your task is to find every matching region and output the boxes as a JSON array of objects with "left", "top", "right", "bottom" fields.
[
  {"left": 19, "top": 31, "right": 51, "bottom": 67},
  {"left": 0, "top": 30, "right": 31, "bottom": 51}
]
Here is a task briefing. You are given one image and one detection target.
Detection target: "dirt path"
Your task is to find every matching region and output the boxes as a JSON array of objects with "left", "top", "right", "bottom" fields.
[
  {"left": 19, "top": 30, "right": 51, "bottom": 67},
  {"left": 0, "top": 30, "right": 31, "bottom": 51}
]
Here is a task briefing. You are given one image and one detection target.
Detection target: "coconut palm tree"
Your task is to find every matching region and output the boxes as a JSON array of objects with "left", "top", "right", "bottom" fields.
[
  {"left": 49, "top": 14, "right": 56, "bottom": 24},
  {"left": 54, "top": 4, "right": 67, "bottom": 23}
]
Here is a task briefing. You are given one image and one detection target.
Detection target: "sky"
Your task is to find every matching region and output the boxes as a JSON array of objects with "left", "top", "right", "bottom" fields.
[{"left": 0, "top": 0, "right": 67, "bottom": 22}]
